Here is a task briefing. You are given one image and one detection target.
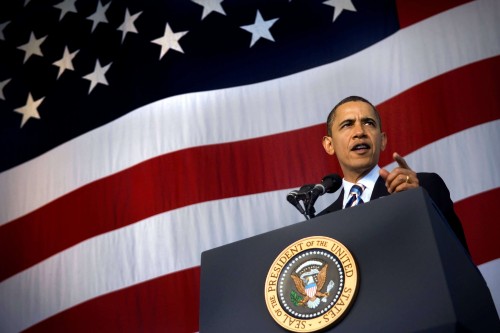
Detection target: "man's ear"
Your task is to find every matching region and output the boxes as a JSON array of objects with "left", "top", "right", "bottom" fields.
[
  {"left": 381, "top": 132, "right": 387, "bottom": 151},
  {"left": 322, "top": 136, "right": 335, "bottom": 155}
]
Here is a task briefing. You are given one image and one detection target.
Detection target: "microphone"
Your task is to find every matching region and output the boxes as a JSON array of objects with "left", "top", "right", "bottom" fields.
[
  {"left": 306, "top": 174, "right": 342, "bottom": 217},
  {"left": 321, "top": 174, "right": 343, "bottom": 193},
  {"left": 286, "top": 190, "right": 306, "bottom": 215},
  {"left": 297, "top": 184, "right": 315, "bottom": 198},
  {"left": 286, "top": 184, "right": 315, "bottom": 219}
]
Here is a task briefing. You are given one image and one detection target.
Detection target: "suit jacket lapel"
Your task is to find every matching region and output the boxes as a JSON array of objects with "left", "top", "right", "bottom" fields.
[
  {"left": 331, "top": 188, "right": 344, "bottom": 211},
  {"left": 370, "top": 176, "right": 390, "bottom": 200}
]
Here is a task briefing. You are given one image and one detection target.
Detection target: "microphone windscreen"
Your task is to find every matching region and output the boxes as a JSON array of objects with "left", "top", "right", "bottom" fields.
[{"left": 321, "top": 174, "right": 342, "bottom": 193}]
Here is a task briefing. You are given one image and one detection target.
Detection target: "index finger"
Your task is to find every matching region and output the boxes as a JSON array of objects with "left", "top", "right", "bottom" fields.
[{"left": 393, "top": 152, "right": 411, "bottom": 170}]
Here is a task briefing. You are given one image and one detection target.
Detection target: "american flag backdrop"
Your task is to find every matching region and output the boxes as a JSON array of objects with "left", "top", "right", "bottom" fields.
[{"left": 0, "top": 0, "right": 499, "bottom": 331}]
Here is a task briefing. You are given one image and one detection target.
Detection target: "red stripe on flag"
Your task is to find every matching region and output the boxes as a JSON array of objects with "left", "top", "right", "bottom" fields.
[
  {"left": 396, "top": 0, "right": 472, "bottom": 29},
  {"left": 455, "top": 188, "right": 500, "bottom": 266},
  {"left": 377, "top": 56, "right": 500, "bottom": 166},
  {"left": 1, "top": 57, "right": 499, "bottom": 283},
  {"left": 24, "top": 267, "right": 201, "bottom": 333}
]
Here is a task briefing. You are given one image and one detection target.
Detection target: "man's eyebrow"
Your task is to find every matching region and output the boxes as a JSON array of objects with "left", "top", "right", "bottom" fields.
[
  {"left": 339, "top": 118, "right": 355, "bottom": 125},
  {"left": 361, "top": 116, "right": 377, "bottom": 123},
  {"left": 338, "top": 116, "right": 377, "bottom": 126},
  {"left": 338, "top": 118, "right": 354, "bottom": 126}
]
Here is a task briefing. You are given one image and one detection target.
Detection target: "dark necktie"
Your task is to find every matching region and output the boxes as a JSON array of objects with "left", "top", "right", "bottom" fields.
[{"left": 345, "top": 183, "right": 365, "bottom": 208}]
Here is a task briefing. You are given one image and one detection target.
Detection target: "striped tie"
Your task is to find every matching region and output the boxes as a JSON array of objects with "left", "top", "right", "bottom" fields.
[{"left": 345, "top": 183, "right": 366, "bottom": 208}]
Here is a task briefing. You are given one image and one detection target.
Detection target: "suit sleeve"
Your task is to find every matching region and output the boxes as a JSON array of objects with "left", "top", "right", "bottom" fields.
[{"left": 418, "top": 173, "right": 469, "bottom": 252}]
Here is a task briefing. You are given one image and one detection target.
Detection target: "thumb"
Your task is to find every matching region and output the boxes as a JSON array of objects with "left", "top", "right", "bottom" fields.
[
  {"left": 379, "top": 167, "right": 390, "bottom": 181},
  {"left": 393, "top": 152, "right": 411, "bottom": 170}
]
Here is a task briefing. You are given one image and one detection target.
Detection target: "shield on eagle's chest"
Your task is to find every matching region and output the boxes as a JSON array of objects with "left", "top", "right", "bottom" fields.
[{"left": 305, "top": 283, "right": 317, "bottom": 298}]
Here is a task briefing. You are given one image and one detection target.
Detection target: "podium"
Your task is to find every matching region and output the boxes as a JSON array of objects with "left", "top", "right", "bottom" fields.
[{"left": 200, "top": 188, "right": 499, "bottom": 332}]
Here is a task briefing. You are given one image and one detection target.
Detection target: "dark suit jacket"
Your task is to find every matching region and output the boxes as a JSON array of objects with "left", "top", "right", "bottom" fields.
[{"left": 317, "top": 173, "right": 469, "bottom": 251}]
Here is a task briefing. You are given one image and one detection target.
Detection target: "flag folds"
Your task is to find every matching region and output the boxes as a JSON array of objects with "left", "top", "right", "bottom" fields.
[{"left": 0, "top": 0, "right": 498, "bottom": 332}]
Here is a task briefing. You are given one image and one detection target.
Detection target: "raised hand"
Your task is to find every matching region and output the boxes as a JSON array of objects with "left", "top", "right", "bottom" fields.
[{"left": 379, "top": 152, "right": 419, "bottom": 193}]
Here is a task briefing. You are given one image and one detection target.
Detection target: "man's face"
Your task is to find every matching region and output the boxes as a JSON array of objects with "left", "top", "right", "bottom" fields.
[{"left": 322, "top": 101, "right": 387, "bottom": 182}]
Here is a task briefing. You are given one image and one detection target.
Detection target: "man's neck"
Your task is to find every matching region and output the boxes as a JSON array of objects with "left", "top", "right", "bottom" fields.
[{"left": 344, "top": 166, "right": 378, "bottom": 183}]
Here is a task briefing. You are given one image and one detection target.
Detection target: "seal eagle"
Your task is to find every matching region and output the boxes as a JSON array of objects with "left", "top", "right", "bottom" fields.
[{"left": 291, "top": 264, "right": 329, "bottom": 308}]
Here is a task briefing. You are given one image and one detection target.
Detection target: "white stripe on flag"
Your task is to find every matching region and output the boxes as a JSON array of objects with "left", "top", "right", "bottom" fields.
[{"left": 478, "top": 258, "right": 500, "bottom": 317}]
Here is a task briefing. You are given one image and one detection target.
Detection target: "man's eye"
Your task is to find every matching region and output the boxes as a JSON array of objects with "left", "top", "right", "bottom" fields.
[{"left": 364, "top": 120, "right": 375, "bottom": 126}]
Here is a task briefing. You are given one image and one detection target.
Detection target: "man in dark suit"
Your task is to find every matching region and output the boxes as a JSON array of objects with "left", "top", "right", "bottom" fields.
[{"left": 317, "top": 96, "right": 469, "bottom": 251}]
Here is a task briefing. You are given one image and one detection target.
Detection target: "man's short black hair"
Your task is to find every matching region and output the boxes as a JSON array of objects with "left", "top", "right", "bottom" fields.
[{"left": 326, "top": 96, "right": 382, "bottom": 136}]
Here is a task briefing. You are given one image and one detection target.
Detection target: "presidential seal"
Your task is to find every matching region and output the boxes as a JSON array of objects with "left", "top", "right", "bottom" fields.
[{"left": 264, "top": 236, "right": 358, "bottom": 332}]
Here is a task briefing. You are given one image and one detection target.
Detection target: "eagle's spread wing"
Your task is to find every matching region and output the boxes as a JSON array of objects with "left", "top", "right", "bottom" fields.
[
  {"left": 291, "top": 274, "right": 306, "bottom": 295},
  {"left": 316, "top": 264, "right": 328, "bottom": 290}
]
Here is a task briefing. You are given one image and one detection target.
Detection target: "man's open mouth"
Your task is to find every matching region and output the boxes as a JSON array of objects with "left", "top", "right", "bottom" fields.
[{"left": 351, "top": 143, "right": 370, "bottom": 151}]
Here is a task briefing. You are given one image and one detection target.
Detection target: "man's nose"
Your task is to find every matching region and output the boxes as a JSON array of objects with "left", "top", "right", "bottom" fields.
[{"left": 353, "top": 121, "right": 366, "bottom": 137}]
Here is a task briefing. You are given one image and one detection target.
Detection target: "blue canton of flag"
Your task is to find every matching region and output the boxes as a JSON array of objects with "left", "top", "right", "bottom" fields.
[{"left": 0, "top": 0, "right": 398, "bottom": 171}]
